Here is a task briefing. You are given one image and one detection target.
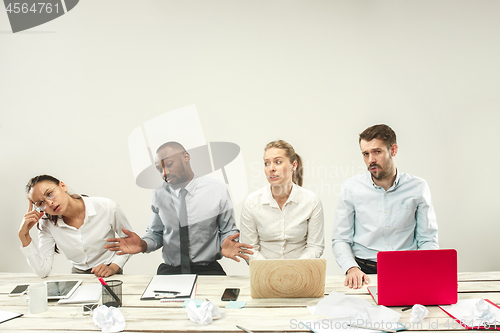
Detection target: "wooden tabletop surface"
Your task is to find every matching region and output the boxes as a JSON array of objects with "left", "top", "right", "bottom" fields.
[{"left": 0, "top": 271, "right": 499, "bottom": 332}]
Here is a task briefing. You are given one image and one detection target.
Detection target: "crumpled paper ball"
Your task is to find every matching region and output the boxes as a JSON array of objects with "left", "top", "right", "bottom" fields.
[
  {"left": 472, "top": 299, "right": 497, "bottom": 324},
  {"left": 93, "top": 305, "right": 126, "bottom": 333},
  {"left": 410, "top": 304, "right": 429, "bottom": 323},
  {"left": 185, "top": 300, "right": 225, "bottom": 325}
]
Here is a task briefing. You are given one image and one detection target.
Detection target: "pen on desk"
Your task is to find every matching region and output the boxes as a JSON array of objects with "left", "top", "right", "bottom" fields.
[
  {"left": 348, "top": 324, "right": 397, "bottom": 333},
  {"left": 153, "top": 290, "right": 180, "bottom": 294},
  {"left": 236, "top": 325, "right": 254, "bottom": 333},
  {"left": 401, "top": 306, "right": 412, "bottom": 311},
  {"left": 97, "top": 277, "right": 122, "bottom": 306}
]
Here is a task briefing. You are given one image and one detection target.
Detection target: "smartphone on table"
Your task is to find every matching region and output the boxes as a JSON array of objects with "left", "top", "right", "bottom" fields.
[
  {"left": 221, "top": 288, "right": 240, "bottom": 301},
  {"left": 9, "top": 284, "right": 29, "bottom": 297}
]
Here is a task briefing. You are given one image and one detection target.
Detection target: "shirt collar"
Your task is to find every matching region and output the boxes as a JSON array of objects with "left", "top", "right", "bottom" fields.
[
  {"left": 166, "top": 175, "right": 198, "bottom": 198},
  {"left": 81, "top": 196, "right": 95, "bottom": 217},
  {"left": 369, "top": 169, "right": 401, "bottom": 191},
  {"left": 288, "top": 183, "right": 300, "bottom": 204},
  {"left": 55, "top": 196, "right": 91, "bottom": 226},
  {"left": 262, "top": 183, "right": 300, "bottom": 207},
  {"left": 394, "top": 169, "right": 401, "bottom": 187},
  {"left": 183, "top": 176, "right": 198, "bottom": 196}
]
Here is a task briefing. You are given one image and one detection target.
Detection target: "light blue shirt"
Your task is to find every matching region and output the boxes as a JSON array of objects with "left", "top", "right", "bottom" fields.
[
  {"left": 332, "top": 170, "right": 439, "bottom": 273},
  {"left": 143, "top": 175, "right": 238, "bottom": 267}
]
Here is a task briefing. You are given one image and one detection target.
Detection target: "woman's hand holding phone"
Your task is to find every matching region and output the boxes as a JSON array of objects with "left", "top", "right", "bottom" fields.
[{"left": 18, "top": 200, "right": 43, "bottom": 247}]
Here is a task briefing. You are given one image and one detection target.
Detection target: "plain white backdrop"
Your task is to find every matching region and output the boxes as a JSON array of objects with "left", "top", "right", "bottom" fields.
[{"left": 1, "top": 0, "right": 499, "bottom": 276}]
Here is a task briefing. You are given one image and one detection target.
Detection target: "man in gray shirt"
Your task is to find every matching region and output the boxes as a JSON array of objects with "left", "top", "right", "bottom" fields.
[{"left": 106, "top": 141, "right": 253, "bottom": 275}]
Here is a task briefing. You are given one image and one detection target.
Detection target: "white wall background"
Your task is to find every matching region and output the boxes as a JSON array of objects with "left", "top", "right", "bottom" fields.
[{"left": 1, "top": 0, "right": 499, "bottom": 276}]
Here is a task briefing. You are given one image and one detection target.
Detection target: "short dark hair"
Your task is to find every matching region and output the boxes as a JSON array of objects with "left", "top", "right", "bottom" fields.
[
  {"left": 359, "top": 124, "right": 397, "bottom": 149},
  {"left": 156, "top": 141, "right": 186, "bottom": 154}
]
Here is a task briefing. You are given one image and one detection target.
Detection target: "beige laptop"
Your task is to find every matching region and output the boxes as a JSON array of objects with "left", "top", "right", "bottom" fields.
[{"left": 250, "top": 258, "right": 326, "bottom": 298}]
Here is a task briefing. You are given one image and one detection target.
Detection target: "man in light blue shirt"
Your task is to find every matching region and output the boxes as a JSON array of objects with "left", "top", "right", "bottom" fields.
[{"left": 332, "top": 124, "right": 438, "bottom": 289}]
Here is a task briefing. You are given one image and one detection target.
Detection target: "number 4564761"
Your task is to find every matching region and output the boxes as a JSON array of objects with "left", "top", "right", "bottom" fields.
[{"left": 6, "top": 2, "right": 60, "bottom": 14}]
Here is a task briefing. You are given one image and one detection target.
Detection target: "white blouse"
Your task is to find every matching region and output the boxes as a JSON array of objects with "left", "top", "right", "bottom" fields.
[
  {"left": 21, "top": 196, "right": 132, "bottom": 278},
  {"left": 240, "top": 184, "right": 324, "bottom": 261}
]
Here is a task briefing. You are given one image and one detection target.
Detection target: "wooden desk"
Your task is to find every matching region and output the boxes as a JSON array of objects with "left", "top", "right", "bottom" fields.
[{"left": 0, "top": 272, "right": 499, "bottom": 332}]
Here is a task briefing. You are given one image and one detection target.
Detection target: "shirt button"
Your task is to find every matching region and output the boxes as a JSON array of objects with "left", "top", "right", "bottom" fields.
[
  {"left": 385, "top": 242, "right": 388, "bottom": 245},
  {"left": 385, "top": 227, "right": 389, "bottom": 230},
  {"left": 385, "top": 210, "right": 388, "bottom": 213}
]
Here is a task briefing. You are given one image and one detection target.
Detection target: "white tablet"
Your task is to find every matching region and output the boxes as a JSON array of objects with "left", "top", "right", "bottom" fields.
[{"left": 45, "top": 280, "right": 83, "bottom": 300}]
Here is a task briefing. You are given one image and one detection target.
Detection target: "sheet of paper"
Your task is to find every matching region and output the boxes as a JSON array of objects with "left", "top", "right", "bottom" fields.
[
  {"left": 313, "top": 291, "right": 401, "bottom": 323},
  {"left": 439, "top": 299, "right": 500, "bottom": 328},
  {"left": 58, "top": 284, "right": 102, "bottom": 304},
  {"left": 302, "top": 292, "right": 403, "bottom": 333},
  {"left": 161, "top": 284, "right": 197, "bottom": 303},
  {"left": 0, "top": 310, "right": 23, "bottom": 324},
  {"left": 141, "top": 274, "right": 197, "bottom": 300}
]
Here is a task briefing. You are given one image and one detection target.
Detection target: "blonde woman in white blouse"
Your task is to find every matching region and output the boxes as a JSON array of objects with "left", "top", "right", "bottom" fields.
[{"left": 240, "top": 140, "right": 324, "bottom": 260}]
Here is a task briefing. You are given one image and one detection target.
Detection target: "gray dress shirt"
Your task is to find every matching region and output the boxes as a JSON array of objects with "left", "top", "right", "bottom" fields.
[{"left": 143, "top": 175, "right": 238, "bottom": 266}]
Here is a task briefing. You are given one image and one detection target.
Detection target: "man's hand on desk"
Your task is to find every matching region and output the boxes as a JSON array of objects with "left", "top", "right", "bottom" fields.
[
  {"left": 221, "top": 233, "right": 254, "bottom": 262},
  {"left": 345, "top": 266, "right": 370, "bottom": 289},
  {"left": 105, "top": 228, "right": 147, "bottom": 255}
]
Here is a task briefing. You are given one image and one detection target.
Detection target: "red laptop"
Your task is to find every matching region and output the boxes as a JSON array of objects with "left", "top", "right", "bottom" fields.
[{"left": 367, "top": 249, "right": 458, "bottom": 306}]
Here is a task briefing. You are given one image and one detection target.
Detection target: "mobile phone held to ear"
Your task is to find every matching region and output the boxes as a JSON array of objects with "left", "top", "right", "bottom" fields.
[
  {"left": 221, "top": 288, "right": 240, "bottom": 301},
  {"left": 9, "top": 284, "right": 29, "bottom": 297}
]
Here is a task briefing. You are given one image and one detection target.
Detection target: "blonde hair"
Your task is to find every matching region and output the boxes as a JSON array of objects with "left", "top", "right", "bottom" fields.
[{"left": 264, "top": 140, "right": 303, "bottom": 186}]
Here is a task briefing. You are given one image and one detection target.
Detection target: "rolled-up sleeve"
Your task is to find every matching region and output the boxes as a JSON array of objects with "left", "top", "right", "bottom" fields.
[
  {"left": 240, "top": 198, "right": 267, "bottom": 261},
  {"left": 143, "top": 191, "right": 166, "bottom": 253},
  {"left": 299, "top": 196, "right": 324, "bottom": 259},
  {"left": 332, "top": 184, "right": 359, "bottom": 273},
  {"left": 20, "top": 224, "right": 56, "bottom": 279},
  {"left": 109, "top": 203, "right": 133, "bottom": 268},
  {"left": 415, "top": 182, "right": 439, "bottom": 250},
  {"left": 217, "top": 189, "right": 238, "bottom": 244}
]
